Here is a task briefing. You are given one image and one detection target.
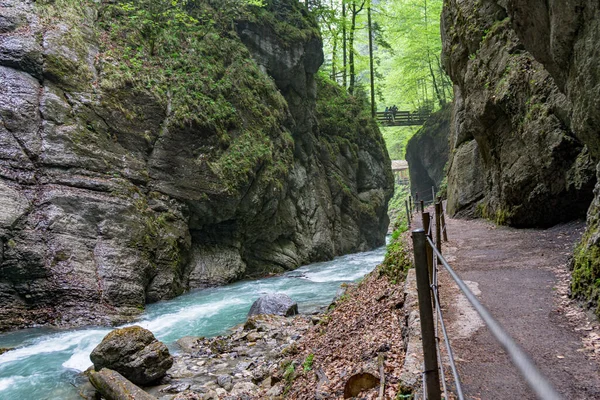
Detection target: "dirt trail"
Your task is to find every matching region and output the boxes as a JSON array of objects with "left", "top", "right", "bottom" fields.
[{"left": 423, "top": 214, "right": 600, "bottom": 399}]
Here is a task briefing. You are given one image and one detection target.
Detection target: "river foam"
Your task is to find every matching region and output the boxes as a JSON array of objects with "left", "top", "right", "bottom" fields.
[{"left": 0, "top": 245, "right": 385, "bottom": 399}]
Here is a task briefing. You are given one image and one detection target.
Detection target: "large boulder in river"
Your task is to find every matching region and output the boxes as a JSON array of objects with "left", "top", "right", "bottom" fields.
[
  {"left": 247, "top": 293, "right": 298, "bottom": 317},
  {"left": 90, "top": 326, "right": 173, "bottom": 386}
]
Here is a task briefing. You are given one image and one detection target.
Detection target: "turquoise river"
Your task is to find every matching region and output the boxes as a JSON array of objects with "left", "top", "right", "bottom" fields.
[{"left": 0, "top": 245, "right": 386, "bottom": 399}]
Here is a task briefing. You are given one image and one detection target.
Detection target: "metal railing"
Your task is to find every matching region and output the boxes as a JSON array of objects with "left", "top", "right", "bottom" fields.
[
  {"left": 413, "top": 187, "right": 437, "bottom": 209},
  {"left": 410, "top": 199, "right": 563, "bottom": 400}
]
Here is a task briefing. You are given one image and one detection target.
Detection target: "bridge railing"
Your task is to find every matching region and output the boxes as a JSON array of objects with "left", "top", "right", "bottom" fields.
[
  {"left": 376, "top": 110, "right": 431, "bottom": 126},
  {"left": 410, "top": 200, "right": 563, "bottom": 400}
]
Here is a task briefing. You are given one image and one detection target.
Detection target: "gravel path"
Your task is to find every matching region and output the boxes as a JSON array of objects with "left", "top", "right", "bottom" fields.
[{"left": 434, "top": 216, "right": 600, "bottom": 399}]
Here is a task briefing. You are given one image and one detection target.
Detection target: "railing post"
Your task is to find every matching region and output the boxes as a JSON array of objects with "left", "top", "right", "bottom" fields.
[
  {"left": 422, "top": 212, "right": 433, "bottom": 281},
  {"left": 435, "top": 200, "right": 442, "bottom": 265},
  {"left": 431, "top": 186, "right": 435, "bottom": 204},
  {"left": 420, "top": 200, "right": 425, "bottom": 213},
  {"left": 440, "top": 199, "right": 448, "bottom": 242},
  {"left": 412, "top": 229, "right": 442, "bottom": 400},
  {"left": 409, "top": 196, "right": 413, "bottom": 213},
  {"left": 405, "top": 200, "right": 411, "bottom": 226}
]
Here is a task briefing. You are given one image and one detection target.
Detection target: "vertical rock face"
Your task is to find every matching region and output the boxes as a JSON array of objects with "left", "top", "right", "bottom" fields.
[
  {"left": 443, "top": 0, "right": 600, "bottom": 314},
  {"left": 405, "top": 105, "right": 451, "bottom": 201},
  {"left": 0, "top": 0, "right": 393, "bottom": 330},
  {"left": 493, "top": 1, "right": 600, "bottom": 316},
  {"left": 441, "top": 0, "right": 595, "bottom": 226}
]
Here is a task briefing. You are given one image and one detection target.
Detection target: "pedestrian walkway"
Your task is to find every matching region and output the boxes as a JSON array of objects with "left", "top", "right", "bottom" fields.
[{"left": 432, "top": 215, "right": 600, "bottom": 399}]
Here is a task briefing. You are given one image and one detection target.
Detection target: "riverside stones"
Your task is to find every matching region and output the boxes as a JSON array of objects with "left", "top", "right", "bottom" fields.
[
  {"left": 146, "top": 314, "right": 310, "bottom": 399},
  {"left": 90, "top": 326, "right": 173, "bottom": 386},
  {"left": 89, "top": 368, "right": 157, "bottom": 400},
  {"left": 247, "top": 293, "right": 298, "bottom": 317}
]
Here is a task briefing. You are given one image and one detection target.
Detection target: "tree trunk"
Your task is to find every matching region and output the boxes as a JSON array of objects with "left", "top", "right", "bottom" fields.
[
  {"left": 332, "top": 35, "right": 338, "bottom": 80},
  {"left": 348, "top": 1, "right": 365, "bottom": 95},
  {"left": 428, "top": 52, "right": 443, "bottom": 106},
  {"left": 89, "top": 369, "right": 157, "bottom": 400},
  {"left": 349, "top": 3, "right": 355, "bottom": 94},
  {"left": 368, "top": 5, "right": 375, "bottom": 116},
  {"left": 342, "top": 2, "right": 347, "bottom": 88}
]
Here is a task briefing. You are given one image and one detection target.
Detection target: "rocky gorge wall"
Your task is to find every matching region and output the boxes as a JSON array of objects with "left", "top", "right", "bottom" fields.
[
  {"left": 442, "top": 0, "right": 600, "bottom": 314},
  {"left": 405, "top": 105, "right": 451, "bottom": 201},
  {"left": 441, "top": 0, "right": 595, "bottom": 227},
  {"left": 0, "top": 0, "right": 393, "bottom": 331}
]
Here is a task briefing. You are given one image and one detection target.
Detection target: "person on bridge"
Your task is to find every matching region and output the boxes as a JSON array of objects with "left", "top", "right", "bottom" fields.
[
  {"left": 391, "top": 105, "right": 398, "bottom": 121},
  {"left": 384, "top": 107, "right": 392, "bottom": 122}
]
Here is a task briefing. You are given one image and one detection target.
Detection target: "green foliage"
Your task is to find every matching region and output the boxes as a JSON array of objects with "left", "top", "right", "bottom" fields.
[
  {"left": 380, "top": 230, "right": 411, "bottom": 284},
  {"left": 87, "top": 0, "right": 300, "bottom": 193},
  {"left": 378, "top": 0, "right": 452, "bottom": 110},
  {"left": 476, "top": 201, "right": 513, "bottom": 225},
  {"left": 316, "top": 71, "right": 377, "bottom": 142},
  {"left": 247, "top": 0, "right": 320, "bottom": 45},
  {"left": 388, "top": 183, "right": 410, "bottom": 216},
  {"left": 571, "top": 238, "right": 600, "bottom": 317},
  {"left": 381, "top": 126, "right": 419, "bottom": 160},
  {"left": 313, "top": 0, "right": 450, "bottom": 111},
  {"left": 114, "top": 0, "right": 199, "bottom": 56},
  {"left": 380, "top": 208, "right": 411, "bottom": 284},
  {"left": 303, "top": 353, "right": 314, "bottom": 372},
  {"left": 282, "top": 360, "right": 298, "bottom": 395}
]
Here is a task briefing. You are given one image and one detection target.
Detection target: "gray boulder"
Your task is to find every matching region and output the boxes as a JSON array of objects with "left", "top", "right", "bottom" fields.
[
  {"left": 88, "top": 368, "right": 157, "bottom": 400},
  {"left": 247, "top": 293, "right": 298, "bottom": 317},
  {"left": 90, "top": 326, "right": 173, "bottom": 386}
]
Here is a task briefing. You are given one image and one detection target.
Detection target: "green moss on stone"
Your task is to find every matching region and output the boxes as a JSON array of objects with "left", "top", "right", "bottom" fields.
[{"left": 571, "top": 232, "right": 600, "bottom": 317}]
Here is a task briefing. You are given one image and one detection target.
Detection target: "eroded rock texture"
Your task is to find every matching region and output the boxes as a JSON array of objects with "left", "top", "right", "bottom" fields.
[
  {"left": 406, "top": 105, "right": 451, "bottom": 202},
  {"left": 0, "top": 0, "right": 393, "bottom": 330},
  {"left": 442, "top": 0, "right": 595, "bottom": 226},
  {"left": 443, "top": 0, "right": 600, "bottom": 314}
]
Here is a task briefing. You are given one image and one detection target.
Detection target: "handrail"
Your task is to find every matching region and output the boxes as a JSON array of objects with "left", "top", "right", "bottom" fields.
[
  {"left": 426, "top": 237, "right": 562, "bottom": 400},
  {"left": 411, "top": 225, "right": 563, "bottom": 400},
  {"left": 430, "top": 276, "right": 464, "bottom": 400}
]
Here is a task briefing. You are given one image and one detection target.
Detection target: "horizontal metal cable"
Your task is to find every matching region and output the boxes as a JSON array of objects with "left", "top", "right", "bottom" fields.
[
  {"left": 431, "top": 254, "right": 450, "bottom": 400},
  {"left": 431, "top": 283, "right": 465, "bottom": 400},
  {"left": 425, "top": 236, "right": 563, "bottom": 400}
]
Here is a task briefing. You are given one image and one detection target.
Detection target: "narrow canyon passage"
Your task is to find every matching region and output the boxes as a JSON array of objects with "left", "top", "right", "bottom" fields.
[{"left": 435, "top": 216, "right": 600, "bottom": 399}]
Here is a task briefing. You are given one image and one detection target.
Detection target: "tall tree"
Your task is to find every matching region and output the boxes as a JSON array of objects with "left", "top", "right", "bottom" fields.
[
  {"left": 348, "top": 0, "right": 365, "bottom": 94},
  {"left": 368, "top": 3, "right": 375, "bottom": 116},
  {"left": 342, "top": 1, "right": 347, "bottom": 87}
]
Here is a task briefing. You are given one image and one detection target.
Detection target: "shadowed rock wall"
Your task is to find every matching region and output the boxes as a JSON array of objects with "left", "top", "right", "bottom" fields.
[
  {"left": 500, "top": 0, "right": 600, "bottom": 316},
  {"left": 442, "top": 0, "right": 595, "bottom": 227},
  {"left": 406, "top": 105, "right": 451, "bottom": 202},
  {"left": 443, "top": 0, "right": 600, "bottom": 315}
]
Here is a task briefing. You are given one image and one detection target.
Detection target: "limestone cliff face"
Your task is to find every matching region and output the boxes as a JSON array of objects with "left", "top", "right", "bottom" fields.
[
  {"left": 441, "top": 0, "right": 595, "bottom": 226},
  {"left": 493, "top": 1, "right": 600, "bottom": 316},
  {"left": 0, "top": 0, "right": 393, "bottom": 330},
  {"left": 443, "top": 0, "right": 600, "bottom": 315},
  {"left": 405, "top": 105, "right": 451, "bottom": 202}
]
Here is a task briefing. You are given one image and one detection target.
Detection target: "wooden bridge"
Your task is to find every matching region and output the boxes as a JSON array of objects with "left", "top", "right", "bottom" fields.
[{"left": 376, "top": 110, "right": 431, "bottom": 126}]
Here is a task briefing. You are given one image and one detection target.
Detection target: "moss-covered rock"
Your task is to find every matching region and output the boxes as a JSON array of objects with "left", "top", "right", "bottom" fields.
[
  {"left": 0, "top": 0, "right": 392, "bottom": 330},
  {"left": 442, "top": 0, "right": 595, "bottom": 227}
]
